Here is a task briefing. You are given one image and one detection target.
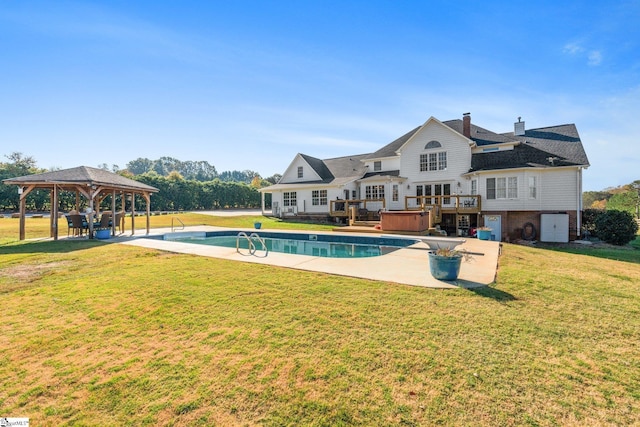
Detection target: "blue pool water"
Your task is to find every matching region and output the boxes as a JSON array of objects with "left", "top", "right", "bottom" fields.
[{"left": 168, "top": 231, "right": 418, "bottom": 258}]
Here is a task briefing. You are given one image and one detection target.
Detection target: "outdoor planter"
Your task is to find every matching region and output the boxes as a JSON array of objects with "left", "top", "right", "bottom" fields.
[
  {"left": 428, "top": 250, "right": 462, "bottom": 280},
  {"left": 254, "top": 222, "right": 262, "bottom": 229},
  {"left": 95, "top": 229, "right": 111, "bottom": 239},
  {"left": 477, "top": 228, "right": 492, "bottom": 241}
]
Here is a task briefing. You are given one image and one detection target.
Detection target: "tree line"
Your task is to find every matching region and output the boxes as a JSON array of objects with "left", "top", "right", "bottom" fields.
[
  {"left": 583, "top": 180, "right": 640, "bottom": 219},
  {"left": 120, "top": 156, "right": 281, "bottom": 185},
  {"left": 0, "top": 153, "right": 275, "bottom": 212}
]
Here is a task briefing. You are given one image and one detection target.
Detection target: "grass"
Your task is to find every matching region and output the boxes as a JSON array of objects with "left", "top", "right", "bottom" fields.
[
  {"left": 1, "top": 214, "right": 639, "bottom": 425},
  {"left": 538, "top": 235, "right": 640, "bottom": 264}
]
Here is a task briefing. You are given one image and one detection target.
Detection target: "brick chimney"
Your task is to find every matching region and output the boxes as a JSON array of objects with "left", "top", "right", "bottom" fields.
[
  {"left": 514, "top": 116, "right": 525, "bottom": 136},
  {"left": 462, "top": 112, "right": 471, "bottom": 138}
]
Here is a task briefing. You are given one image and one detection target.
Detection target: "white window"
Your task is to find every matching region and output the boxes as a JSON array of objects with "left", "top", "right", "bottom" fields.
[
  {"left": 374, "top": 161, "right": 382, "bottom": 172},
  {"left": 429, "top": 153, "right": 437, "bottom": 171},
  {"left": 392, "top": 184, "right": 398, "bottom": 202},
  {"left": 365, "top": 185, "right": 385, "bottom": 199},
  {"left": 297, "top": 166, "right": 303, "bottom": 178},
  {"left": 283, "top": 192, "right": 297, "bottom": 206},
  {"left": 420, "top": 152, "right": 447, "bottom": 171},
  {"left": 508, "top": 177, "right": 518, "bottom": 199},
  {"left": 487, "top": 178, "right": 496, "bottom": 200},
  {"left": 528, "top": 176, "right": 537, "bottom": 199},
  {"left": 471, "top": 179, "right": 477, "bottom": 196},
  {"left": 438, "top": 152, "right": 447, "bottom": 170},
  {"left": 420, "top": 154, "right": 428, "bottom": 171},
  {"left": 312, "top": 190, "right": 327, "bottom": 206},
  {"left": 487, "top": 177, "right": 517, "bottom": 200}
]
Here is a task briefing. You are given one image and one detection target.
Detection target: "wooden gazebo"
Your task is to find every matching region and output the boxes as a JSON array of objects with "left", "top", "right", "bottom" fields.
[{"left": 2, "top": 166, "right": 159, "bottom": 240}]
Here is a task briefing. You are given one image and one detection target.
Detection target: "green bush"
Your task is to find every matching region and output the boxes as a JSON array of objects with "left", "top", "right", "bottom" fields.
[
  {"left": 594, "top": 210, "right": 639, "bottom": 246},
  {"left": 582, "top": 209, "right": 604, "bottom": 238}
]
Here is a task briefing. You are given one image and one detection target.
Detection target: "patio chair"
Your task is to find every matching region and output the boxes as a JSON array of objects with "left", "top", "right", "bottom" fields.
[
  {"left": 65, "top": 215, "right": 73, "bottom": 237},
  {"left": 68, "top": 214, "right": 88, "bottom": 236},
  {"left": 94, "top": 212, "right": 111, "bottom": 230},
  {"left": 357, "top": 208, "right": 369, "bottom": 221},
  {"left": 114, "top": 211, "right": 125, "bottom": 233}
]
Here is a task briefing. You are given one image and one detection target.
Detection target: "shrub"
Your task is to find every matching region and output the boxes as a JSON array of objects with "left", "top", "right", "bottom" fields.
[
  {"left": 582, "top": 209, "right": 604, "bottom": 238},
  {"left": 594, "top": 209, "right": 639, "bottom": 246}
]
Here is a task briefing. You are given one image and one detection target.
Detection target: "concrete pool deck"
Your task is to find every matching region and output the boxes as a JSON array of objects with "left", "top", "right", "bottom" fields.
[{"left": 118, "top": 226, "right": 501, "bottom": 289}]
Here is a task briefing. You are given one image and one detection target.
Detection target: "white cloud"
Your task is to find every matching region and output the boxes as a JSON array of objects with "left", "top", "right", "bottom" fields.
[
  {"left": 563, "top": 42, "right": 603, "bottom": 66},
  {"left": 563, "top": 42, "right": 584, "bottom": 55},
  {"left": 588, "top": 50, "right": 603, "bottom": 66}
]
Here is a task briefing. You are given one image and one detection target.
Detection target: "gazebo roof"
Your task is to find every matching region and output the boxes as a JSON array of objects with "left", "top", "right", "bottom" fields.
[{"left": 3, "top": 166, "right": 158, "bottom": 193}]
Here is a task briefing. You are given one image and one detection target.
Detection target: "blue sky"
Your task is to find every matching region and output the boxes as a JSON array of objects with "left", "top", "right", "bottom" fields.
[{"left": 1, "top": 1, "right": 638, "bottom": 191}]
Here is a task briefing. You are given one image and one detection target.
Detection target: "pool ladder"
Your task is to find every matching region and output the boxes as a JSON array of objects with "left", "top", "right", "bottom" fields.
[
  {"left": 171, "top": 217, "right": 185, "bottom": 232},
  {"left": 236, "top": 232, "right": 269, "bottom": 257}
]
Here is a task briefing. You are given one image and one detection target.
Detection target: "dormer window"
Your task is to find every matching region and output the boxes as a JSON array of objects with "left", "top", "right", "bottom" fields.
[
  {"left": 297, "top": 166, "right": 303, "bottom": 178},
  {"left": 373, "top": 161, "right": 382, "bottom": 171}
]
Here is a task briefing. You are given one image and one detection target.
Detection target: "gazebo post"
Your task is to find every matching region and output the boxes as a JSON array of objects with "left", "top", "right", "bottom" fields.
[
  {"left": 52, "top": 184, "right": 59, "bottom": 240},
  {"left": 120, "top": 191, "right": 125, "bottom": 233},
  {"left": 144, "top": 192, "right": 151, "bottom": 235},
  {"left": 17, "top": 185, "right": 35, "bottom": 241},
  {"left": 111, "top": 189, "right": 116, "bottom": 236},
  {"left": 49, "top": 189, "right": 55, "bottom": 238},
  {"left": 19, "top": 191, "right": 26, "bottom": 241},
  {"left": 131, "top": 193, "right": 136, "bottom": 236},
  {"left": 88, "top": 196, "right": 95, "bottom": 239}
]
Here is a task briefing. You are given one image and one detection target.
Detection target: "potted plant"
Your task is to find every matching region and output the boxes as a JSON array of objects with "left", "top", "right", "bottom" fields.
[
  {"left": 476, "top": 226, "right": 492, "bottom": 241},
  {"left": 428, "top": 247, "right": 465, "bottom": 280}
]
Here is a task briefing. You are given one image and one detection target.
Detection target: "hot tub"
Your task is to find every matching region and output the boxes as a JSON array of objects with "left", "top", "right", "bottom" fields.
[{"left": 380, "top": 210, "right": 430, "bottom": 232}]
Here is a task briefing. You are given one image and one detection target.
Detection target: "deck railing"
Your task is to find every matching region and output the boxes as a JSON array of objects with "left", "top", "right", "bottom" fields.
[
  {"left": 329, "top": 198, "right": 386, "bottom": 218},
  {"left": 404, "top": 195, "right": 481, "bottom": 214}
]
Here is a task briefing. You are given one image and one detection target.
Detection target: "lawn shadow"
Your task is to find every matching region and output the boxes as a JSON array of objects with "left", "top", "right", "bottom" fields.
[
  {"left": 446, "top": 279, "right": 517, "bottom": 302},
  {"left": 0, "top": 238, "right": 109, "bottom": 255},
  {"left": 467, "top": 285, "right": 517, "bottom": 302}
]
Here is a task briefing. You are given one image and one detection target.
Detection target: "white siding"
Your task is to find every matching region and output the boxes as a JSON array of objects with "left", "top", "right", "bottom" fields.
[
  {"left": 364, "top": 157, "right": 401, "bottom": 172},
  {"left": 399, "top": 120, "right": 472, "bottom": 185},
  {"left": 538, "top": 168, "right": 580, "bottom": 211},
  {"left": 477, "top": 168, "right": 580, "bottom": 211},
  {"left": 271, "top": 187, "right": 340, "bottom": 215},
  {"left": 280, "top": 155, "right": 322, "bottom": 184}
]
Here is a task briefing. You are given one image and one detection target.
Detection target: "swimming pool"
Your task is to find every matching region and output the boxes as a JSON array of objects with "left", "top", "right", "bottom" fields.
[{"left": 166, "top": 231, "right": 418, "bottom": 258}]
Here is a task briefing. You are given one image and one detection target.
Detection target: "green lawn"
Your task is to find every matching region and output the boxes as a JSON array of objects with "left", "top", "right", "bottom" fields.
[{"left": 1, "top": 214, "right": 639, "bottom": 425}]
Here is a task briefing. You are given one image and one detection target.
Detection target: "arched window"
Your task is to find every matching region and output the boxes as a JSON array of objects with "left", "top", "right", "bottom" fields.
[{"left": 425, "top": 140, "right": 442, "bottom": 149}]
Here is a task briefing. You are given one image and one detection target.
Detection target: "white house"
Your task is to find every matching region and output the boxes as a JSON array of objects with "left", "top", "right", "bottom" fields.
[{"left": 259, "top": 113, "right": 590, "bottom": 242}]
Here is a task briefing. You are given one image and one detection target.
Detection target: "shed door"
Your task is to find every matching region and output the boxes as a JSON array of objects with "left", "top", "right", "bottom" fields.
[
  {"left": 483, "top": 215, "right": 501, "bottom": 241},
  {"left": 540, "top": 214, "right": 569, "bottom": 243}
]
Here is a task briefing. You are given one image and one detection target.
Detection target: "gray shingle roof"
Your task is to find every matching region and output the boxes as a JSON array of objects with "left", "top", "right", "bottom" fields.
[
  {"left": 287, "top": 153, "right": 370, "bottom": 185},
  {"left": 300, "top": 154, "right": 334, "bottom": 182},
  {"left": 3, "top": 166, "right": 159, "bottom": 192},
  {"left": 324, "top": 154, "right": 370, "bottom": 179},
  {"left": 365, "top": 126, "right": 421, "bottom": 159},
  {"left": 442, "top": 119, "right": 516, "bottom": 146},
  {"left": 471, "top": 124, "right": 590, "bottom": 171},
  {"left": 366, "top": 119, "right": 589, "bottom": 171}
]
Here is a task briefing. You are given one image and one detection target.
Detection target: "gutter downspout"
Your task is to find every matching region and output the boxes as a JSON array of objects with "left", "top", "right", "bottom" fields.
[{"left": 577, "top": 168, "right": 582, "bottom": 238}]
